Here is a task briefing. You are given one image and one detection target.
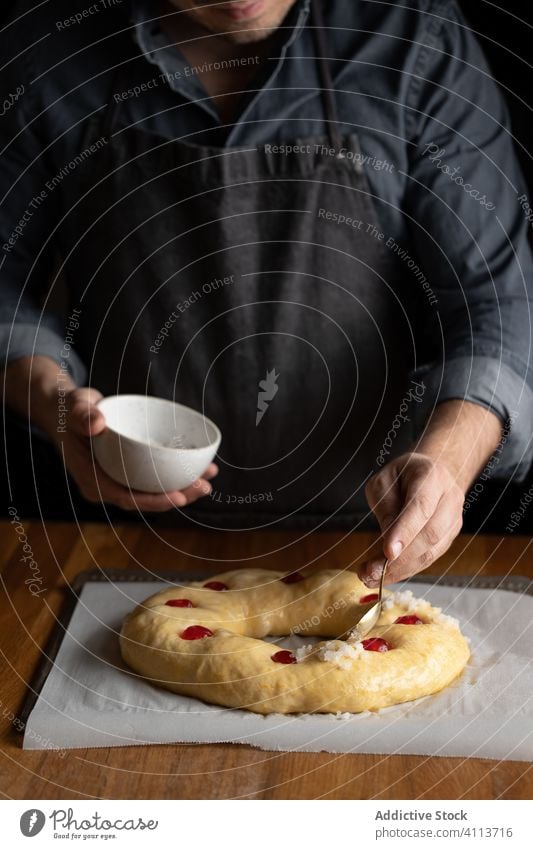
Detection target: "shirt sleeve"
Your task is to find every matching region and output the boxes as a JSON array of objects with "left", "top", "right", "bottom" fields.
[
  {"left": 405, "top": 0, "right": 533, "bottom": 481},
  {"left": 0, "top": 30, "right": 86, "bottom": 385}
]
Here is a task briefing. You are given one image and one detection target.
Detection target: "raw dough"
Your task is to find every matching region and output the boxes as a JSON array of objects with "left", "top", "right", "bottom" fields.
[{"left": 120, "top": 569, "right": 470, "bottom": 714}]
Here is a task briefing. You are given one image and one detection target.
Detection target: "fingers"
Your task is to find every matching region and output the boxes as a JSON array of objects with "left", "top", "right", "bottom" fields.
[
  {"left": 79, "top": 456, "right": 217, "bottom": 513},
  {"left": 179, "top": 477, "right": 213, "bottom": 504},
  {"left": 364, "top": 470, "right": 402, "bottom": 535},
  {"left": 361, "top": 488, "right": 463, "bottom": 586},
  {"left": 67, "top": 387, "right": 106, "bottom": 437},
  {"left": 358, "top": 469, "right": 402, "bottom": 585},
  {"left": 158, "top": 464, "right": 219, "bottom": 508},
  {"left": 359, "top": 454, "right": 464, "bottom": 586},
  {"left": 82, "top": 469, "right": 211, "bottom": 512},
  {"left": 201, "top": 463, "right": 219, "bottom": 481},
  {"left": 382, "top": 461, "right": 442, "bottom": 560}
]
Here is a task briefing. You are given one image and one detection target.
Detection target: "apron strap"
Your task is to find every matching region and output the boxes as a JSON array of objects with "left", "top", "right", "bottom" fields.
[{"left": 311, "top": 0, "right": 342, "bottom": 153}]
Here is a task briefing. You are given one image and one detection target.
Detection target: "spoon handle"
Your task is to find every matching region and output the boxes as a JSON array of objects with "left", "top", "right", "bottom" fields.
[{"left": 378, "top": 559, "right": 389, "bottom": 601}]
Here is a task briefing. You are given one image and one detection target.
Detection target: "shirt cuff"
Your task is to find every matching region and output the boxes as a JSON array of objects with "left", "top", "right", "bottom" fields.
[
  {"left": 411, "top": 356, "right": 533, "bottom": 483},
  {"left": 0, "top": 322, "right": 87, "bottom": 386}
]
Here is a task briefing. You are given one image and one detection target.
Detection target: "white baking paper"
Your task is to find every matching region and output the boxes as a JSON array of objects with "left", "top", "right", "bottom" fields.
[{"left": 23, "top": 578, "right": 533, "bottom": 760}]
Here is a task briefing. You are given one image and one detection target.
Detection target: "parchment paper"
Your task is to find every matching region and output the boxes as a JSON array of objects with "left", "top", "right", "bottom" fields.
[{"left": 23, "top": 579, "right": 533, "bottom": 760}]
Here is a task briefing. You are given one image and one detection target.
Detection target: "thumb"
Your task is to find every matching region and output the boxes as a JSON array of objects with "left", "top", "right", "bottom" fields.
[{"left": 67, "top": 387, "right": 105, "bottom": 437}]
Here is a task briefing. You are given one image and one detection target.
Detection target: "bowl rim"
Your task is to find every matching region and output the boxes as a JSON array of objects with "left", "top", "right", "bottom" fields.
[{"left": 95, "top": 394, "right": 222, "bottom": 453}]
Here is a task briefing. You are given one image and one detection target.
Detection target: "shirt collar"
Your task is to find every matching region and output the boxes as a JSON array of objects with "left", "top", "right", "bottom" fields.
[{"left": 129, "top": 0, "right": 312, "bottom": 75}]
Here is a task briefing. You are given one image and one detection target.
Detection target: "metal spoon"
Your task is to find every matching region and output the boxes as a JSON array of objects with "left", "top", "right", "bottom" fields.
[{"left": 349, "top": 559, "right": 389, "bottom": 640}]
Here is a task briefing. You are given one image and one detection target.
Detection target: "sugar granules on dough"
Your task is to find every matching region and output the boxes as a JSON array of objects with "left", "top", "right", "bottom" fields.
[
  {"left": 294, "top": 589, "right": 460, "bottom": 671},
  {"left": 295, "top": 639, "right": 365, "bottom": 670},
  {"left": 382, "top": 589, "right": 460, "bottom": 629}
]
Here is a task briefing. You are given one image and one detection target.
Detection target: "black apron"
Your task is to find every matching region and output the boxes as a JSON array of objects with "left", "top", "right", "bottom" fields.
[{"left": 59, "top": 0, "right": 416, "bottom": 529}]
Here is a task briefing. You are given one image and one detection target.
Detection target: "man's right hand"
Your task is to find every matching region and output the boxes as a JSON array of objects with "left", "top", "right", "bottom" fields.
[
  {"left": 55, "top": 386, "right": 218, "bottom": 512},
  {"left": 2, "top": 356, "right": 218, "bottom": 512}
]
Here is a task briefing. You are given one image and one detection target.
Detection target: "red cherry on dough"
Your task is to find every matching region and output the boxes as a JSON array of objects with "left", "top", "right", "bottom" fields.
[
  {"left": 165, "top": 599, "right": 194, "bottom": 608},
  {"left": 359, "top": 593, "right": 379, "bottom": 603},
  {"left": 362, "top": 637, "right": 392, "bottom": 652},
  {"left": 180, "top": 625, "right": 214, "bottom": 640},
  {"left": 394, "top": 615, "right": 424, "bottom": 625},
  {"left": 281, "top": 572, "right": 304, "bottom": 584},
  {"left": 271, "top": 650, "right": 297, "bottom": 664},
  {"left": 203, "top": 581, "right": 228, "bottom": 591}
]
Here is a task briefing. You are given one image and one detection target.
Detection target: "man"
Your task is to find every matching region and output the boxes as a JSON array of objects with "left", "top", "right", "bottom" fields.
[{"left": 1, "top": 0, "right": 532, "bottom": 587}]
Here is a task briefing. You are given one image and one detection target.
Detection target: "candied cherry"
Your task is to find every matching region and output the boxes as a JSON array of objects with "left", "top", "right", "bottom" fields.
[
  {"left": 165, "top": 599, "right": 194, "bottom": 608},
  {"left": 362, "top": 637, "right": 392, "bottom": 652},
  {"left": 281, "top": 571, "right": 304, "bottom": 584},
  {"left": 203, "top": 581, "right": 228, "bottom": 591},
  {"left": 181, "top": 625, "right": 213, "bottom": 640},
  {"left": 394, "top": 615, "right": 424, "bottom": 625},
  {"left": 359, "top": 593, "right": 379, "bottom": 603},
  {"left": 271, "top": 650, "right": 297, "bottom": 664}
]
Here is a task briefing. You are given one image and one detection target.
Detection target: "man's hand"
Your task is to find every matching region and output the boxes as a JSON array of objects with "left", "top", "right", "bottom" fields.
[
  {"left": 2, "top": 356, "right": 218, "bottom": 512},
  {"left": 358, "top": 400, "right": 503, "bottom": 586},
  {"left": 54, "top": 387, "right": 218, "bottom": 512},
  {"left": 360, "top": 452, "right": 464, "bottom": 585}
]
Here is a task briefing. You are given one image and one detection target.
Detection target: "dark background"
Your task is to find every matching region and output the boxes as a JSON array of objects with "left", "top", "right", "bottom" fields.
[
  {"left": 461, "top": 0, "right": 533, "bottom": 192},
  {"left": 2, "top": 0, "right": 533, "bottom": 531}
]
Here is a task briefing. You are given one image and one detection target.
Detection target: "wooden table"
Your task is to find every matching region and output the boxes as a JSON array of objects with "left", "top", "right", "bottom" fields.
[{"left": 1, "top": 520, "right": 532, "bottom": 800}]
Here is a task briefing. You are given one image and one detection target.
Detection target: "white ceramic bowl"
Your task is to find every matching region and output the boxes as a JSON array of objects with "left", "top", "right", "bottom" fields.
[{"left": 93, "top": 395, "right": 221, "bottom": 493}]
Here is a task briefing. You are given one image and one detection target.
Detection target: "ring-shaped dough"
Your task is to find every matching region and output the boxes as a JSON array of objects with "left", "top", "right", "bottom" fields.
[{"left": 120, "top": 569, "right": 470, "bottom": 714}]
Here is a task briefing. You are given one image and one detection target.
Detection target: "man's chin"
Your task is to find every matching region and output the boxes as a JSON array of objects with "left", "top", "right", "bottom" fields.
[
  {"left": 186, "top": 1, "right": 296, "bottom": 43},
  {"left": 189, "top": 15, "right": 282, "bottom": 43},
  {"left": 217, "top": 24, "right": 278, "bottom": 43}
]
